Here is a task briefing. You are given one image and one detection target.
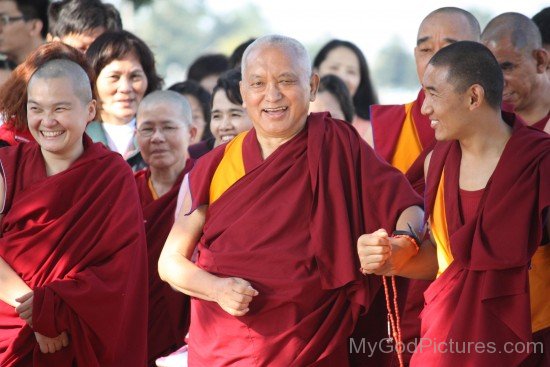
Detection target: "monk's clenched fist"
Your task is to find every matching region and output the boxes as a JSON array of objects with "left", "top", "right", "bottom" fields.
[
  {"left": 357, "top": 229, "right": 392, "bottom": 275},
  {"left": 214, "top": 277, "right": 259, "bottom": 316}
]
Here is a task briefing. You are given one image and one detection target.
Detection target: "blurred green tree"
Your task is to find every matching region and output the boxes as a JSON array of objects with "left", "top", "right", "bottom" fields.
[
  {"left": 372, "top": 36, "right": 418, "bottom": 89},
  {"left": 131, "top": 0, "right": 267, "bottom": 83}
]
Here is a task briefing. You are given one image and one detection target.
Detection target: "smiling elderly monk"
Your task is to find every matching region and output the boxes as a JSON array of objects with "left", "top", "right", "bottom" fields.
[{"left": 158, "top": 35, "right": 424, "bottom": 366}]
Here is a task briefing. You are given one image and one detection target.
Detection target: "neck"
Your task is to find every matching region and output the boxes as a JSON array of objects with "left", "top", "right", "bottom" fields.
[
  {"left": 150, "top": 159, "right": 187, "bottom": 197},
  {"left": 256, "top": 120, "right": 306, "bottom": 159},
  {"left": 515, "top": 80, "right": 550, "bottom": 125},
  {"left": 458, "top": 110, "right": 512, "bottom": 157},
  {"left": 100, "top": 111, "right": 133, "bottom": 126},
  {"left": 41, "top": 143, "right": 85, "bottom": 177}
]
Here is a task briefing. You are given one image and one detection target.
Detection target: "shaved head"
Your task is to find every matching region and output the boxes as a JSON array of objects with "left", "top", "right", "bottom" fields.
[
  {"left": 29, "top": 59, "right": 92, "bottom": 104},
  {"left": 419, "top": 7, "right": 480, "bottom": 41},
  {"left": 482, "top": 12, "right": 542, "bottom": 51},
  {"left": 242, "top": 35, "right": 312, "bottom": 78},
  {"left": 137, "top": 90, "right": 192, "bottom": 127}
]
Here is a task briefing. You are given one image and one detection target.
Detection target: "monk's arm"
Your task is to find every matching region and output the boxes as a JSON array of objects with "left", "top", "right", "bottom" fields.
[
  {"left": 0, "top": 174, "right": 32, "bottom": 307},
  {"left": 0, "top": 257, "right": 32, "bottom": 307},
  {"left": 158, "top": 204, "right": 216, "bottom": 301},
  {"left": 159, "top": 191, "right": 258, "bottom": 316}
]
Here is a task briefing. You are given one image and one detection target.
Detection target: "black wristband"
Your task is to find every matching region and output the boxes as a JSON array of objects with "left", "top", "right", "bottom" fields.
[{"left": 392, "top": 230, "right": 421, "bottom": 246}]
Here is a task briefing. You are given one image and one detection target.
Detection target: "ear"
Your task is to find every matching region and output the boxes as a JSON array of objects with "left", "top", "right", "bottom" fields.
[
  {"left": 87, "top": 100, "right": 97, "bottom": 122},
  {"left": 309, "top": 73, "right": 320, "bottom": 102},
  {"left": 188, "top": 125, "right": 197, "bottom": 142},
  {"left": 27, "top": 19, "right": 44, "bottom": 38},
  {"left": 533, "top": 48, "right": 549, "bottom": 74},
  {"left": 239, "top": 81, "right": 246, "bottom": 108},
  {"left": 468, "top": 84, "right": 484, "bottom": 110}
]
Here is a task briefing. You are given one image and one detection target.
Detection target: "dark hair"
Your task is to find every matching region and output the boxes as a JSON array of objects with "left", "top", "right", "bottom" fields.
[
  {"left": 533, "top": 8, "right": 550, "bottom": 45},
  {"left": 48, "top": 0, "right": 122, "bottom": 38},
  {"left": 228, "top": 38, "right": 256, "bottom": 69},
  {"left": 429, "top": 41, "right": 503, "bottom": 109},
  {"left": 313, "top": 39, "right": 378, "bottom": 120},
  {"left": 16, "top": 0, "right": 49, "bottom": 38},
  {"left": 0, "top": 42, "right": 96, "bottom": 131},
  {"left": 317, "top": 74, "right": 355, "bottom": 123},
  {"left": 168, "top": 80, "right": 213, "bottom": 141},
  {"left": 211, "top": 69, "right": 243, "bottom": 108},
  {"left": 187, "top": 53, "right": 229, "bottom": 83},
  {"left": 86, "top": 30, "right": 163, "bottom": 95}
]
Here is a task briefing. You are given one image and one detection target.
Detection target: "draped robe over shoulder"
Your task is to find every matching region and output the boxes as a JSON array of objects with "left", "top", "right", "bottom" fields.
[
  {"left": 134, "top": 160, "right": 194, "bottom": 366},
  {"left": 413, "top": 117, "right": 550, "bottom": 366},
  {"left": 186, "top": 112, "right": 422, "bottom": 366},
  {"left": 370, "top": 89, "right": 435, "bottom": 195},
  {"left": 0, "top": 136, "right": 148, "bottom": 367}
]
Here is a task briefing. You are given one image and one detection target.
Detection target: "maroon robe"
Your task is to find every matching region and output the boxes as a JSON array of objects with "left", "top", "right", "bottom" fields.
[
  {"left": 134, "top": 160, "right": 193, "bottom": 366},
  {"left": 370, "top": 89, "right": 434, "bottom": 366},
  {"left": 0, "top": 136, "right": 148, "bottom": 367},
  {"left": 370, "top": 89, "right": 436, "bottom": 195},
  {"left": 186, "top": 113, "right": 422, "bottom": 366},
  {"left": 415, "top": 115, "right": 550, "bottom": 366}
]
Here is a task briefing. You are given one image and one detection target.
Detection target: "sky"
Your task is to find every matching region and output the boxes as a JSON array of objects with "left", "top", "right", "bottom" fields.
[{"left": 204, "top": 0, "right": 547, "bottom": 62}]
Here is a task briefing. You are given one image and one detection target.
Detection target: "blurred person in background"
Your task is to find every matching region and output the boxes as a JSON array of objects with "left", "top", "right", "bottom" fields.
[
  {"left": 168, "top": 79, "right": 213, "bottom": 145},
  {"left": 187, "top": 53, "right": 229, "bottom": 93},
  {"left": 309, "top": 74, "right": 355, "bottom": 123},
  {"left": 313, "top": 39, "right": 378, "bottom": 144},
  {"left": 47, "top": 0, "right": 122, "bottom": 54}
]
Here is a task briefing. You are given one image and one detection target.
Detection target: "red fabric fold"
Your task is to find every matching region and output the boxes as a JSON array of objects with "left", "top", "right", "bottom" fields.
[
  {"left": 0, "top": 136, "right": 148, "bottom": 367},
  {"left": 187, "top": 112, "right": 422, "bottom": 366},
  {"left": 415, "top": 114, "right": 550, "bottom": 366},
  {"left": 135, "top": 161, "right": 194, "bottom": 366}
]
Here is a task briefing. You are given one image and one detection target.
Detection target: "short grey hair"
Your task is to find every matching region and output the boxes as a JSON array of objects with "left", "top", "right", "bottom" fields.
[
  {"left": 29, "top": 59, "right": 92, "bottom": 103},
  {"left": 241, "top": 34, "right": 312, "bottom": 77},
  {"left": 137, "top": 90, "right": 192, "bottom": 127}
]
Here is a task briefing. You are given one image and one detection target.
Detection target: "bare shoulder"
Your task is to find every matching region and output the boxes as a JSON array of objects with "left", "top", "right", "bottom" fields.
[{"left": 424, "top": 151, "right": 433, "bottom": 178}]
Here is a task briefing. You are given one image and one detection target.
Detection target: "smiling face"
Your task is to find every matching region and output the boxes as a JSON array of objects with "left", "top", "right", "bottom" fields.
[
  {"left": 240, "top": 44, "right": 319, "bottom": 141},
  {"left": 420, "top": 64, "right": 471, "bottom": 141},
  {"left": 316, "top": 46, "right": 360, "bottom": 96},
  {"left": 96, "top": 52, "right": 148, "bottom": 125},
  {"left": 136, "top": 102, "right": 194, "bottom": 170},
  {"left": 210, "top": 90, "right": 252, "bottom": 146},
  {"left": 27, "top": 76, "right": 96, "bottom": 160}
]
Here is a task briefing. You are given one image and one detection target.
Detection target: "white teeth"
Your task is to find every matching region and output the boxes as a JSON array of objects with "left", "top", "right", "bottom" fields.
[
  {"left": 221, "top": 135, "right": 235, "bottom": 142},
  {"left": 430, "top": 120, "right": 438, "bottom": 128},
  {"left": 263, "top": 107, "right": 287, "bottom": 112},
  {"left": 41, "top": 131, "right": 64, "bottom": 137}
]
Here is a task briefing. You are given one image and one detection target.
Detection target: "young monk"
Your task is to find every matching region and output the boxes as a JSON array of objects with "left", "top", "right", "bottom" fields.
[
  {"left": 0, "top": 59, "right": 148, "bottom": 366},
  {"left": 358, "top": 41, "right": 549, "bottom": 366},
  {"left": 134, "top": 90, "right": 196, "bottom": 366}
]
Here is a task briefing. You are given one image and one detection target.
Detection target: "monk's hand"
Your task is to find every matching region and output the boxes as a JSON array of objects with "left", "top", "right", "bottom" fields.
[
  {"left": 214, "top": 277, "right": 259, "bottom": 317},
  {"left": 357, "top": 229, "right": 391, "bottom": 275},
  {"left": 371, "top": 236, "right": 418, "bottom": 276},
  {"left": 15, "top": 291, "right": 34, "bottom": 327},
  {"left": 34, "top": 331, "right": 69, "bottom": 353}
]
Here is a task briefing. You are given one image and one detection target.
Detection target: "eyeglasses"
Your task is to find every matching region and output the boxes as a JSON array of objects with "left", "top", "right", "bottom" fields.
[
  {"left": 0, "top": 15, "right": 25, "bottom": 27},
  {"left": 137, "top": 125, "right": 181, "bottom": 137}
]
